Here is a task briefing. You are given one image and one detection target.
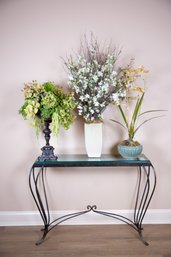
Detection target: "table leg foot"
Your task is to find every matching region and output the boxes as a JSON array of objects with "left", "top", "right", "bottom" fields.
[
  {"left": 138, "top": 231, "right": 149, "bottom": 246},
  {"left": 36, "top": 229, "right": 48, "bottom": 245}
]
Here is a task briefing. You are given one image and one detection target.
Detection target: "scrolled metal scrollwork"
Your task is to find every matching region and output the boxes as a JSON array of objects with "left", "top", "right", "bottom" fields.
[{"left": 87, "top": 205, "right": 97, "bottom": 211}]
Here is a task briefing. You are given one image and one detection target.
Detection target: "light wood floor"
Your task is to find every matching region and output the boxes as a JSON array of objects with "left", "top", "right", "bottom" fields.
[{"left": 0, "top": 225, "right": 171, "bottom": 257}]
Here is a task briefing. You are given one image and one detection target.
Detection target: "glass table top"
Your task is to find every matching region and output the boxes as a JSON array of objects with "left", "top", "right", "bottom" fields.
[{"left": 33, "top": 154, "right": 151, "bottom": 167}]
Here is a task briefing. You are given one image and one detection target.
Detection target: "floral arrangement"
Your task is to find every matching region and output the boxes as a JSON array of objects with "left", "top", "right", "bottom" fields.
[
  {"left": 19, "top": 80, "right": 76, "bottom": 135},
  {"left": 111, "top": 65, "right": 165, "bottom": 146},
  {"left": 64, "top": 35, "right": 130, "bottom": 123},
  {"left": 117, "top": 64, "right": 148, "bottom": 95}
]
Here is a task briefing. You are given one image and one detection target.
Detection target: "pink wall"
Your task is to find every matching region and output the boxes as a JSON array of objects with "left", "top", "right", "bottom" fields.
[{"left": 0, "top": 0, "right": 171, "bottom": 212}]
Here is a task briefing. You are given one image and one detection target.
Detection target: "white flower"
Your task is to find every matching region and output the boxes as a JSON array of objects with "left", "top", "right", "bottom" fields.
[
  {"left": 79, "top": 96, "right": 85, "bottom": 101},
  {"left": 97, "top": 71, "right": 103, "bottom": 77},
  {"left": 94, "top": 101, "right": 99, "bottom": 107},
  {"left": 75, "top": 87, "right": 80, "bottom": 94},
  {"left": 68, "top": 74, "right": 74, "bottom": 81},
  {"left": 85, "top": 94, "right": 90, "bottom": 99},
  {"left": 77, "top": 105, "right": 83, "bottom": 109},
  {"left": 112, "top": 93, "right": 119, "bottom": 101},
  {"left": 101, "top": 84, "right": 109, "bottom": 92},
  {"left": 92, "top": 75, "right": 98, "bottom": 82},
  {"left": 100, "top": 103, "right": 105, "bottom": 108},
  {"left": 112, "top": 70, "right": 117, "bottom": 76}
]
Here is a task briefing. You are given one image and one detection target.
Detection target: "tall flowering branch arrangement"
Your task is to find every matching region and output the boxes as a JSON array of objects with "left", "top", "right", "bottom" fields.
[{"left": 64, "top": 35, "right": 128, "bottom": 123}]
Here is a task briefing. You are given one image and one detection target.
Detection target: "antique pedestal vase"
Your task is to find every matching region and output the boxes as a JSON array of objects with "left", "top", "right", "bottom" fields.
[{"left": 38, "top": 118, "right": 57, "bottom": 161}]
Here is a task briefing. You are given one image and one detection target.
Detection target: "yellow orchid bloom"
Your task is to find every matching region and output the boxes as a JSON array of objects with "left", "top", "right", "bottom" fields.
[{"left": 133, "top": 86, "right": 145, "bottom": 93}]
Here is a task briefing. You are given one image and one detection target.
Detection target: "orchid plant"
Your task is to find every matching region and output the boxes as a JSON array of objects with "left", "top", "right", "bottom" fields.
[{"left": 111, "top": 65, "right": 166, "bottom": 146}]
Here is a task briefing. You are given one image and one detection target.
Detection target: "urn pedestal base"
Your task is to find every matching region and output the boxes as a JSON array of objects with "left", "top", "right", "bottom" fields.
[{"left": 38, "top": 119, "right": 57, "bottom": 161}]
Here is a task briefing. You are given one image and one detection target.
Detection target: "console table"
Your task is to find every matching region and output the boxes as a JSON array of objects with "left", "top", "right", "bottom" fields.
[{"left": 29, "top": 154, "right": 156, "bottom": 246}]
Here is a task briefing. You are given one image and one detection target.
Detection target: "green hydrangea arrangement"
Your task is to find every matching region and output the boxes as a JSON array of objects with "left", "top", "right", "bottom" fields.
[{"left": 19, "top": 80, "right": 76, "bottom": 136}]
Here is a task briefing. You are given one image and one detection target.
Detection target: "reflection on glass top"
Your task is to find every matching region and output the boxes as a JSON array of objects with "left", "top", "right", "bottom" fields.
[{"left": 34, "top": 154, "right": 151, "bottom": 167}]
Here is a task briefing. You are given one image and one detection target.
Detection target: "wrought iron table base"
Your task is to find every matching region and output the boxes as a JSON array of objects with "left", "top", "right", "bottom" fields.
[
  {"left": 29, "top": 156, "right": 156, "bottom": 246},
  {"left": 35, "top": 205, "right": 148, "bottom": 246}
]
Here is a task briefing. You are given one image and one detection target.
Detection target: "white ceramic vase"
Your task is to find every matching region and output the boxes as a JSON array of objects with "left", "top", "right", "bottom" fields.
[{"left": 84, "top": 122, "right": 103, "bottom": 158}]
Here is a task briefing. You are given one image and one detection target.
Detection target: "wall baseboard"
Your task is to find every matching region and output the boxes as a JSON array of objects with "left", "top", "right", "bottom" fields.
[{"left": 0, "top": 209, "right": 171, "bottom": 226}]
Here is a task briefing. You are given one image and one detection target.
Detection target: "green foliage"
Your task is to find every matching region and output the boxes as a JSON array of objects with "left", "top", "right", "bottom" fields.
[
  {"left": 19, "top": 80, "right": 76, "bottom": 136},
  {"left": 111, "top": 92, "right": 166, "bottom": 143},
  {"left": 43, "top": 81, "right": 57, "bottom": 93}
]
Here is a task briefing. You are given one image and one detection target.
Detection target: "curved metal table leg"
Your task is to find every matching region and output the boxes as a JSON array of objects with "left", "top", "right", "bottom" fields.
[
  {"left": 134, "top": 164, "right": 157, "bottom": 245},
  {"left": 29, "top": 166, "right": 51, "bottom": 244},
  {"left": 29, "top": 166, "right": 94, "bottom": 245},
  {"left": 85, "top": 164, "right": 156, "bottom": 246}
]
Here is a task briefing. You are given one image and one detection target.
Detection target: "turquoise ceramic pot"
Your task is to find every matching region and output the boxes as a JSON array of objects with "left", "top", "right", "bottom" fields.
[{"left": 117, "top": 144, "right": 143, "bottom": 159}]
